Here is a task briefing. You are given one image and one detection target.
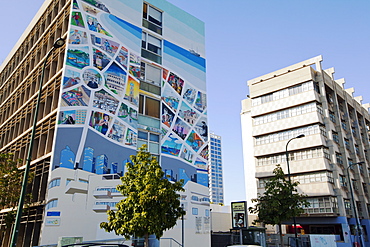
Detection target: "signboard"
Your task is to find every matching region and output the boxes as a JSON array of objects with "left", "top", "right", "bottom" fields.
[
  {"left": 231, "top": 201, "right": 247, "bottom": 228},
  {"left": 45, "top": 218, "right": 61, "bottom": 226},
  {"left": 309, "top": 234, "right": 336, "bottom": 247}
]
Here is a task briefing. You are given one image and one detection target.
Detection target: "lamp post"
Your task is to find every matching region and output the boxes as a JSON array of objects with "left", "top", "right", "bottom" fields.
[
  {"left": 346, "top": 161, "right": 365, "bottom": 247},
  {"left": 285, "top": 134, "right": 305, "bottom": 247},
  {"left": 10, "top": 38, "right": 65, "bottom": 247}
]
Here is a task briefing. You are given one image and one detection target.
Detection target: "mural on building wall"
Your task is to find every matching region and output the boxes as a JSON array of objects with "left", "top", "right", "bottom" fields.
[{"left": 52, "top": 0, "right": 207, "bottom": 186}]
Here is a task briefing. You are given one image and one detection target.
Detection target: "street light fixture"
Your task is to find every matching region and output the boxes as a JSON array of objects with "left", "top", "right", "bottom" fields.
[
  {"left": 10, "top": 38, "right": 65, "bottom": 247},
  {"left": 285, "top": 134, "right": 305, "bottom": 247},
  {"left": 346, "top": 161, "right": 365, "bottom": 247}
]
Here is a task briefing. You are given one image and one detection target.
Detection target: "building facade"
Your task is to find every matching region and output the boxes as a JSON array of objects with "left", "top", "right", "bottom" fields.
[
  {"left": 0, "top": 0, "right": 210, "bottom": 246},
  {"left": 209, "top": 133, "right": 224, "bottom": 204},
  {"left": 241, "top": 56, "right": 370, "bottom": 246}
]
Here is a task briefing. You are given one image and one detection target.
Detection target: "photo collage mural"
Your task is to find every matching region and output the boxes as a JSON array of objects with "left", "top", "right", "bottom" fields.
[
  {"left": 161, "top": 69, "right": 208, "bottom": 185},
  {"left": 53, "top": 0, "right": 208, "bottom": 186}
]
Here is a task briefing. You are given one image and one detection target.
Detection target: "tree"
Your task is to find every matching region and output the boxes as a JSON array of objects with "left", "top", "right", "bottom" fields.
[
  {"left": 249, "top": 165, "right": 309, "bottom": 246},
  {"left": 0, "top": 153, "right": 33, "bottom": 229},
  {"left": 100, "top": 145, "right": 185, "bottom": 247}
]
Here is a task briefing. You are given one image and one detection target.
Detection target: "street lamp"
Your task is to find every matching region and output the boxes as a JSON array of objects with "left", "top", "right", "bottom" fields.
[
  {"left": 10, "top": 38, "right": 65, "bottom": 247},
  {"left": 347, "top": 161, "right": 365, "bottom": 247},
  {"left": 285, "top": 134, "right": 305, "bottom": 247}
]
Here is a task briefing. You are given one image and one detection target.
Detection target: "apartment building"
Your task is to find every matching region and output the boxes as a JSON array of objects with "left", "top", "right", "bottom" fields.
[
  {"left": 241, "top": 56, "right": 370, "bottom": 246},
  {"left": 209, "top": 133, "right": 224, "bottom": 205},
  {"left": 0, "top": 0, "right": 209, "bottom": 246}
]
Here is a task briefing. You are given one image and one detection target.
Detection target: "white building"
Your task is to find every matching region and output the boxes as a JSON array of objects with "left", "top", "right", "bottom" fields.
[{"left": 241, "top": 56, "right": 370, "bottom": 246}]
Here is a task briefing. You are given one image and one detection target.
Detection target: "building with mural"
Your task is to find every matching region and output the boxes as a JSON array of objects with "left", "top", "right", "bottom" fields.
[
  {"left": 209, "top": 133, "right": 224, "bottom": 205},
  {"left": 241, "top": 56, "right": 370, "bottom": 246},
  {"left": 0, "top": 0, "right": 209, "bottom": 246}
]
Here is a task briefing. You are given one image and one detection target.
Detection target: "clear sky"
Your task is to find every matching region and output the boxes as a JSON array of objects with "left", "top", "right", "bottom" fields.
[{"left": 1, "top": 0, "right": 369, "bottom": 206}]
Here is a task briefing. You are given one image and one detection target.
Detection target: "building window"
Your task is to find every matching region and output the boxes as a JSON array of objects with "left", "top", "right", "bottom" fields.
[
  {"left": 139, "top": 95, "right": 160, "bottom": 118},
  {"left": 191, "top": 195, "right": 199, "bottom": 201},
  {"left": 345, "top": 199, "right": 352, "bottom": 215},
  {"left": 140, "top": 62, "right": 161, "bottom": 86},
  {"left": 254, "top": 102, "right": 321, "bottom": 125},
  {"left": 344, "top": 138, "right": 350, "bottom": 150},
  {"left": 352, "top": 180, "right": 358, "bottom": 191},
  {"left": 192, "top": 208, "right": 198, "bottom": 215},
  {"left": 329, "top": 111, "right": 336, "bottom": 123},
  {"left": 142, "top": 3, "right": 162, "bottom": 35},
  {"left": 48, "top": 178, "right": 61, "bottom": 189},
  {"left": 137, "top": 130, "right": 160, "bottom": 154},
  {"left": 363, "top": 183, "right": 368, "bottom": 195},
  {"left": 252, "top": 81, "right": 314, "bottom": 106},
  {"left": 357, "top": 202, "right": 363, "bottom": 217},
  {"left": 96, "top": 201, "right": 119, "bottom": 207},
  {"left": 66, "top": 178, "right": 74, "bottom": 186},
  {"left": 332, "top": 131, "right": 339, "bottom": 144},
  {"left": 303, "top": 197, "right": 337, "bottom": 214},
  {"left": 336, "top": 153, "right": 343, "bottom": 165},
  {"left": 255, "top": 124, "right": 325, "bottom": 145},
  {"left": 339, "top": 175, "right": 347, "bottom": 187},
  {"left": 355, "top": 145, "right": 360, "bottom": 156},
  {"left": 45, "top": 199, "right": 58, "bottom": 210},
  {"left": 205, "top": 209, "right": 210, "bottom": 217},
  {"left": 141, "top": 32, "right": 162, "bottom": 64}
]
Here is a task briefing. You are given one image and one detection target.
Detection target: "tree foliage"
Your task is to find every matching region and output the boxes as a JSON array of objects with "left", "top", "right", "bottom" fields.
[
  {"left": 249, "top": 165, "right": 309, "bottom": 244},
  {"left": 0, "top": 153, "right": 33, "bottom": 228},
  {"left": 100, "top": 145, "right": 185, "bottom": 246}
]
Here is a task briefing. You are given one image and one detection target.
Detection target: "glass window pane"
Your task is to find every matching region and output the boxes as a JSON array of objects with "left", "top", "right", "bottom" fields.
[
  {"left": 146, "top": 64, "right": 161, "bottom": 85},
  {"left": 149, "top": 6, "right": 162, "bottom": 24},
  {"left": 148, "top": 34, "right": 161, "bottom": 47},
  {"left": 145, "top": 97, "right": 160, "bottom": 118},
  {"left": 138, "top": 131, "right": 148, "bottom": 140},
  {"left": 149, "top": 133, "right": 160, "bottom": 142}
]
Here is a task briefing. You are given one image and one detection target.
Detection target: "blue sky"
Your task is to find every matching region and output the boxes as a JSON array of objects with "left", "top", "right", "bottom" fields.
[{"left": 1, "top": 0, "right": 370, "bottom": 206}]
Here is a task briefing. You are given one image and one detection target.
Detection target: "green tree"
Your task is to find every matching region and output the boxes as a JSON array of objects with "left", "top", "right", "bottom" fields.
[
  {"left": 100, "top": 145, "right": 185, "bottom": 247},
  {"left": 249, "top": 165, "right": 309, "bottom": 246},
  {"left": 0, "top": 153, "right": 33, "bottom": 228}
]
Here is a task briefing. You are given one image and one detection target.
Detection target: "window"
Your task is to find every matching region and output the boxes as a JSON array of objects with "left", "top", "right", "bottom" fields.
[
  {"left": 141, "top": 32, "right": 162, "bottom": 64},
  {"left": 344, "top": 138, "right": 350, "bottom": 150},
  {"left": 332, "top": 131, "right": 339, "bottom": 144},
  {"left": 303, "top": 197, "right": 337, "bottom": 214},
  {"left": 137, "top": 130, "right": 160, "bottom": 154},
  {"left": 205, "top": 209, "right": 210, "bottom": 217},
  {"left": 139, "top": 95, "right": 160, "bottom": 118},
  {"left": 352, "top": 180, "right": 358, "bottom": 191},
  {"left": 344, "top": 199, "right": 352, "bottom": 215},
  {"left": 339, "top": 175, "right": 347, "bottom": 187},
  {"left": 45, "top": 199, "right": 58, "bottom": 210},
  {"left": 329, "top": 111, "right": 336, "bottom": 123},
  {"left": 142, "top": 3, "right": 162, "bottom": 34},
  {"left": 66, "top": 178, "right": 74, "bottom": 186},
  {"left": 191, "top": 195, "right": 199, "bottom": 201},
  {"left": 252, "top": 81, "right": 313, "bottom": 106},
  {"left": 363, "top": 183, "right": 368, "bottom": 195},
  {"left": 140, "top": 62, "right": 161, "bottom": 86},
  {"left": 336, "top": 153, "right": 343, "bottom": 165},
  {"left": 48, "top": 178, "right": 61, "bottom": 189},
  {"left": 355, "top": 145, "right": 360, "bottom": 156},
  {"left": 192, "top": 207, "right": 198, "bottom": 215}
]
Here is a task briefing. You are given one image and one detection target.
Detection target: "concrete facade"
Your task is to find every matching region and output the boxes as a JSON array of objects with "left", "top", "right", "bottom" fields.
[{"left": 241, "top": 56, "right": 370, "bottom": 246}]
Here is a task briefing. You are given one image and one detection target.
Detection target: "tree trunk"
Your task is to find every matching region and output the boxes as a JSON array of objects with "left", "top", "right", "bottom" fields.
[
  {"left": 278, "top": 223, "right": 283, "bottom": 247},
  {"left": 144, "top": 233, "right": 149, "bottom": 247}
]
